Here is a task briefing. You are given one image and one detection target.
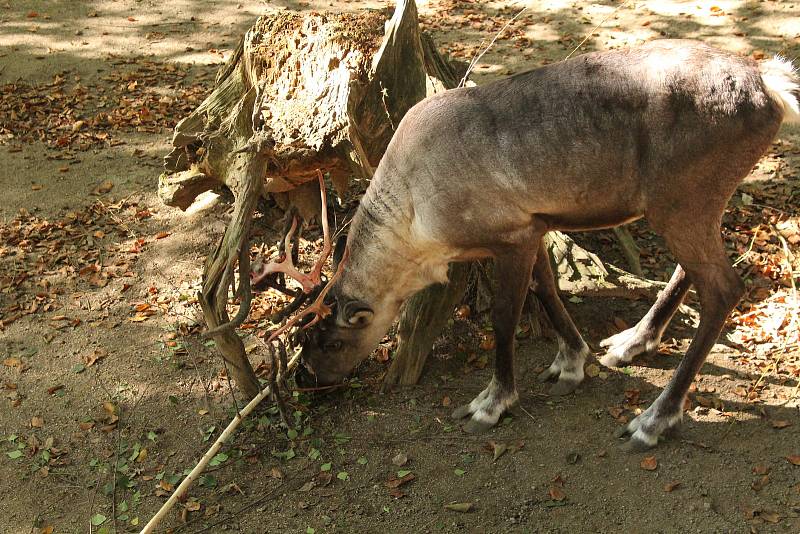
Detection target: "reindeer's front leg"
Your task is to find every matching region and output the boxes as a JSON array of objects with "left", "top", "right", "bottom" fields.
[{"left": 453, "top": 244, "right": 539, "bottom": 433}]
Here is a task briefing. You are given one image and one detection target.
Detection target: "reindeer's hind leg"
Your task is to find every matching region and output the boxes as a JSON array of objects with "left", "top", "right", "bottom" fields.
[
  {"left": 600, "top": 265, "right": 692, "bottom": 367},
  {"left": 616, "top": 225, "right": 743, "bottom": 451},
  {"left": 452, "top": 242, "right": 539, "bottom": 433},
  {"left": 532, "top": 240, "right": 590, "bottom": 396}
]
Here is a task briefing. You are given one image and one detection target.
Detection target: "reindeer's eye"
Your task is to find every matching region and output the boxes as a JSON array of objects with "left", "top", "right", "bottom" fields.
[{"left": 323, "top": 340, "right": 342, "bottom": 352}]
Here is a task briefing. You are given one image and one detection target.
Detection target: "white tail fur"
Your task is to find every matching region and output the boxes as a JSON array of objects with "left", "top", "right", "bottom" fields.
[{"left": 760, "top": 56, "right": 800, "bottom": 123}]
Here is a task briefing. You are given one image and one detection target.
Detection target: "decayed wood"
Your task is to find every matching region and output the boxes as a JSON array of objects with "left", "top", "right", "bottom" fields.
[
  {"left": 197, "top": 136, "right": 271, "bottom": 398},
  {"left": 162, "top": 1, "right": 469, "bottom": 397},
  {"left": 384, "top": 263, "right": 470, "bottom": 387},
  {"left": 613, "top": 226, "right": 644, "bottom": 276}
]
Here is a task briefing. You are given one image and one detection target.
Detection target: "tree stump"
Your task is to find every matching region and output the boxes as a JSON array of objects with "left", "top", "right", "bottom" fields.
[{"left": 160, "top": 1, "right": 468, "bottom": 398}]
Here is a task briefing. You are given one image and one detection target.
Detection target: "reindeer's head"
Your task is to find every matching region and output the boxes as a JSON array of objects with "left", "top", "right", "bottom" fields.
[{"left": 295, "top": 236, "right": 401, "bottom": 388}]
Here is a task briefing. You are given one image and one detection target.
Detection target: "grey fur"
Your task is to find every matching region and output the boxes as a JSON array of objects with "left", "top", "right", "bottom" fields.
[{"left": 297, "top": 40, "right": 798, "bottom": 449}]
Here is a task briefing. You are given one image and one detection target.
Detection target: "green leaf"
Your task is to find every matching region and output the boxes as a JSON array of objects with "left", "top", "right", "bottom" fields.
[
  {"left": 397, "top": 469, "right": 412, "bottom": 478},
  {"left": 7, "top": 434, "right": 17, "bottom": 442},
  {"left": 199, "top": 475, "right": 217, "bottom": 488},
  {"left": 454, "top": 469, "right": 466, "bottom": 476},
  {"left": 320, "top": 462, "right": 332, "bottom": 472},
  {"left": 6, "top": 450, "right": 23, "bottom": 459},
  {"left": 118, "top": 501, "right": 129, "bottom": 513},
  {"left": 357, "top": 456, "right": 368, "bottom": 465},
  {"left": 90, "top": 513, "right": 107, "bottom": 526},
  {"left": 336, "top": 471, "right": 349, "bottom": 481},
  {"left": 72, "top": 363, "right": 86, "bottom": 374},
  {"left": 306, "top": 528, "right": 316, "bottom": 534},
  {"left": 130, "top": 517, "right": 139, "bottom": 526},
  {"left": 128, "top": 443, "right": 140, "bottom": 462},
  {"left": 287, "top": 429, "right": 298, "bottom": 440},
  {"left": 209, "top": 453, "right": 228, "bottom": 466},
  {"left": 309, "top": 448, "right": 321, "bottom": 460}
]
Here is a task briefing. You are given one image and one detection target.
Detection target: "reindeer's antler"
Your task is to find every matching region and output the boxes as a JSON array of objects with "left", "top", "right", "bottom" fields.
[
  {"left": 308, "top": 169, "right": 332, "bottom": 286},
  {"left": 266, "top": 247, "right": 349, "bottom": 343},
  {"left": 251, "top": 171, "right": 331, "bottom": 293}
]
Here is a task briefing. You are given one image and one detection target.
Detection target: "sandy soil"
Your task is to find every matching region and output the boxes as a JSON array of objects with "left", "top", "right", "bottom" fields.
[{"left": 1, "top": 1, "right": 799, "bottom": 533}]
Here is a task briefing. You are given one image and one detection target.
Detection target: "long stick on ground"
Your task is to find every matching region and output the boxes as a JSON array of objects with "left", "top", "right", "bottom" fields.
[{"left": 140, "top": 350, "right": 299, "bottom": 534}]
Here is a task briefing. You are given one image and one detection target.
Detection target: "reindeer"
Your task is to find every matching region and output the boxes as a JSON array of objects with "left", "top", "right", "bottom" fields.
[{"left": 264, "top": 40, "right": 799, "bottom": 451}]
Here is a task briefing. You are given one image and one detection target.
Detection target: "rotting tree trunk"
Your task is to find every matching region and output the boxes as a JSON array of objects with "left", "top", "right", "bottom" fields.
[
  {"left": 160, "top": 1, "right": 470, "bottom": 398},
  {"left": 384, "top": 263, "right": 470, "bottom": 387}
]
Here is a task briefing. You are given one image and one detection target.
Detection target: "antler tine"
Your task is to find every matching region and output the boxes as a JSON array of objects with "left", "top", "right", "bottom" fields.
[
  {"left": 251, "top": 216, "right": 317, "bottom": 293},
  {"left": 265, "top": 247, "right": 349, "bottom": 343},
  {"left": 308, "top": 170, "right": 332, "bottom": 286}
]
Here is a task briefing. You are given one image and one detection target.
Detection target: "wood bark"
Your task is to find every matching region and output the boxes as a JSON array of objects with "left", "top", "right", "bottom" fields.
[{"left": 161, "top": 2, "right": 469, "bottom": 397}]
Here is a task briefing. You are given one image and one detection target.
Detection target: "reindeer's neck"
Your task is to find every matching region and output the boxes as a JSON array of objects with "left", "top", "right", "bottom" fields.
[{"left": 339, "top": 173, "right": 449, "bottom": 307}]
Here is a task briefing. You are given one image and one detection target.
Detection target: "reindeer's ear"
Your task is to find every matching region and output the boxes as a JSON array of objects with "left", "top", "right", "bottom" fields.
[
  {"left": 341, "top": 300, "right": 373, "bottom": 328},
  {"left": 332, "top": 234, "right": 348, "bottom": 271}
]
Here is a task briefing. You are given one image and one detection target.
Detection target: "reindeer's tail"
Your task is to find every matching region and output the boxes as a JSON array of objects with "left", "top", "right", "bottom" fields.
[{"left": 760, "top": 56, "right": 800, "bottom": 123}]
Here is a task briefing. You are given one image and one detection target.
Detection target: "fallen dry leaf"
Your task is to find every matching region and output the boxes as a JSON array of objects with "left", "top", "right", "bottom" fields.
[
  {"left": 585, "top": 363, "right": 600, "bottom": 378},
  {"left": 760, "top": 511, "right": 780, "bottom": 524},
  {"left": 83, "top": 349, "right": 108, "bottom": 367},
  {"left": 31, "top": 416, "right": 43, "bottom": 428},
  {"left": 489, "top": 441, "right": 508, "bottom": 462},
  {"left": 47, "top": 384, "right": 64, "bottom": 395},
  {"left": 640, "top": 456, "right": 658, "bottom": 471},
  {"left": 752, "top": 464, "right": 769, "bottom": 475},
  {"left": 444, "top": 502, "right": 474, "bottom": 512},
  {"left": 94, "top": 180, "right": 114, "bottom": 194},
  {"left": 103, "top": 401, "right": 116, "bottom": 415},
  {"left": 751, "top": 475, "right": 769, "bottom": 491},
  {"left": 663, "top": 481, "right": 681, "bottom": 492},
  {"left": 548, "top": 486, "right": 566, "bottom": 501},
  {"left": 391, "top": 452, "right": 408, "bottom": 467},
  {"left": 786, "top": 455, "right": 800, "bottom": 466},
  {"left": 771, "top": 420, "right": 792, "bottom": 429},
  {"left": 385, "top": 473, "right": 415, "bottom": 489}
]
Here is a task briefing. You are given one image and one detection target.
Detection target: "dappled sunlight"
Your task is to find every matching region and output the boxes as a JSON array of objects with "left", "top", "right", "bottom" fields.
[{"left": 2, "top": 0, "right": 800, "bottom": 531}]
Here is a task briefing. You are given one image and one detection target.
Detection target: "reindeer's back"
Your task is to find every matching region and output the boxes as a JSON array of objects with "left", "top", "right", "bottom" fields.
[{"left": 382, "top": 40, "right": 784, "bottom": 241}]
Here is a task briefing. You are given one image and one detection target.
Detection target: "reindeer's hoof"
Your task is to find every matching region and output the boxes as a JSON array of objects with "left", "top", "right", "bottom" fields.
[
  {"left": 463, "top": 416, "right": 496, "bottom": 434},
  {"left": 452, "top": 378, "right": 517, "bottom": 433},
  {"left": 618, "top": 435, "right": 656, "bottom": 453},
  {"left": 537, "top": 354, "right": 585, "bottom": 396},
  {"left": 451, "top": 404, "right": 473, "bottom": 420},
  {"left": 599, "top": 327, "right": 658, "bottom": 367},
  {"left": 614, "top": 403, "right": 682, "bottom": 452},
  {"left": 548, "top": 378, "right": 581, "bottom": 396},
  {"left": 537, "top": 366, "right": 558, "bottom": 383}
]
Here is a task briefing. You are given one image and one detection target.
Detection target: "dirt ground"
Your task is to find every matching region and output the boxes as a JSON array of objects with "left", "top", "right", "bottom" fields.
[{"left": 1, "top": 0, "right": 800, "bottom": 533}]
